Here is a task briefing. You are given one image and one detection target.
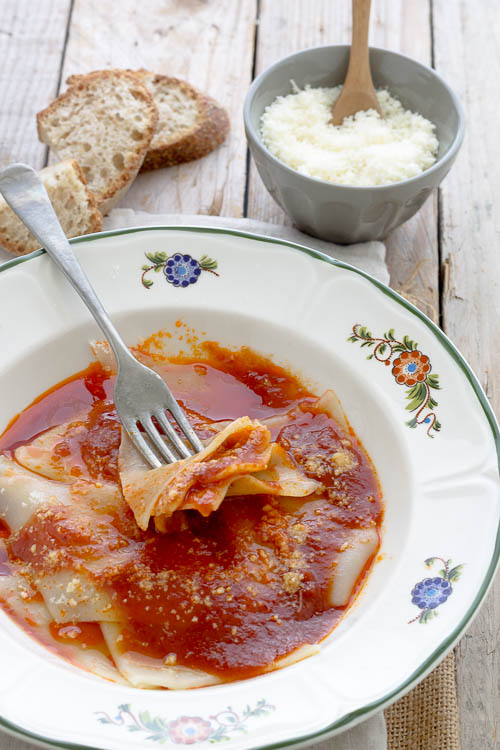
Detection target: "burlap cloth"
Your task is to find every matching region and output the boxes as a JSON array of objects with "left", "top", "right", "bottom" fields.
[{"left": 385, "top": 652, "right": 461, "bottom": 750}]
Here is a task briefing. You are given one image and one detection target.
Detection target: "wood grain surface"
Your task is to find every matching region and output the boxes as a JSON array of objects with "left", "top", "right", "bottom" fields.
[
  {"left": 57, "top": 0, "right": 257, "bottom": 217},
  {"left": 433, "top": 1, "right": 500, "bottom": 746},
  {"left": 0, "top": 0, "right": 72, "bottom": 169},
  {"left": 0, "top": 1, "right": 498, "bottom": 747}
]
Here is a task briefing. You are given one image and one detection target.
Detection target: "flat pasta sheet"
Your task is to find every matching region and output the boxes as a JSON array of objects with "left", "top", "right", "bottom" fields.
[{"left": 0, "top": 338, "right": 383, "bottom": 687}]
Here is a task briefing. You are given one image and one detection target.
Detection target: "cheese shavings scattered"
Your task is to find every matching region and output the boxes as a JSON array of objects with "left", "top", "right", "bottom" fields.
[{"left": 260, "top": 86, "right": 438, "bottom": 186}]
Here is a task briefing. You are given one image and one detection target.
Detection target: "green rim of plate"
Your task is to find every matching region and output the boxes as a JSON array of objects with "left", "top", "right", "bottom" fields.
[{"left": 0, "top": 225, "right": 498, "bottom": 750}]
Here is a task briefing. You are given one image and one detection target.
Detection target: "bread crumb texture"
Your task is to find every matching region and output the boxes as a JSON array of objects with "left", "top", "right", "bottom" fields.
[
  {"left": 133, "top": 70, "right": 230, "bottom": 170},
  {"left": 37, "top": 70, "right": 158, "bottom": 214},
  {"left": 0, "top": 160, "right": 102, "bottom": 255}
]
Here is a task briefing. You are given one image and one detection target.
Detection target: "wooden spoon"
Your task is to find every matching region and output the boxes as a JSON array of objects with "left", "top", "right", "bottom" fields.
[{"left": 331, "top": 0, "right": 382, "bottom": 126}]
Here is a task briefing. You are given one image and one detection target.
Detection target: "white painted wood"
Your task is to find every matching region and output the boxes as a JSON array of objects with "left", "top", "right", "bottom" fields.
[
  {"left": 246, "top": 0, "right": 439, "bottom": 321},
  {"left": 0, "top": 0, "right": 72, "bottom": 169},
  {"left": 433, "top": 2, "right": 500, "bottom": 748},
  {"left": 370, "top": 0, "right": 439, "bottom": 324},
  {"left": 55, "top": 0, "right": 257, "bottom": 217},
  {"left": 0, "top": 2, "right": 497, "bottom": 746}
]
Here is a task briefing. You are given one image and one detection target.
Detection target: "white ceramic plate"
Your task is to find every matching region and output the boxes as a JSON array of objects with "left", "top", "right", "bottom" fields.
[{"left": 0, "top": 226, "right": 498, "bottom": 750}]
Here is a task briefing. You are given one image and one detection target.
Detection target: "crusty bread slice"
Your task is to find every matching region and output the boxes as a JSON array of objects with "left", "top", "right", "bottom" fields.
[
  {"left": 37, "top": 70, "right": 158, "bottom": 214},
  {"left": 0, "top": 159, "right": 102, "bottom": 256},
  {"left": 134, "top": 71, "right": 230, "bottom": 171},
  {"left": 67, "top": 70, "right": 230, "bottom": 172}
]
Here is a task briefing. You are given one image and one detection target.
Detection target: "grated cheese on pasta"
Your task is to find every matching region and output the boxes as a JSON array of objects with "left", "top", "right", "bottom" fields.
[{"left": 260, "top": 86, "right": 439, "bottom": 187}]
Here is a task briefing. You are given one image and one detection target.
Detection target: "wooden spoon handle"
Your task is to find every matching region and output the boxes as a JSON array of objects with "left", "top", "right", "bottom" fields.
[
  {"left": 331, "top": 0, "right": 381, "bottom": 124},
  {"left": 345, "top": 0, "right": 374, "bottom": 88}
]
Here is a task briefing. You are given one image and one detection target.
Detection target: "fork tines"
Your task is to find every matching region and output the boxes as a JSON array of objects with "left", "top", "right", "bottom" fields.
[{"left": 126, "top": 408, "right": 204, "bottom": 469}]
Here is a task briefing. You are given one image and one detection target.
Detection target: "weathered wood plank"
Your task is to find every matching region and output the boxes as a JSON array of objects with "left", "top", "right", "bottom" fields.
[
  {"left": 384, "top": 198, "right": 439, "bottom": 323},
  {"left": 433, "top": 2, "right": 500, "bottom": 748},
  {"left": 371, "top": 0, "right": 439, "bottom": 323},
  {"left": 247, "top": 0, "right": 439, "bottom": 322},
  {"left": 54, "top": 0, "right": 257, "bottom": 217},
  {"left": 0, "top": 4, "right": 495, "bottom": 747},
  {"left": 0, "top": 0, "right": 71, "bottom": 169}
]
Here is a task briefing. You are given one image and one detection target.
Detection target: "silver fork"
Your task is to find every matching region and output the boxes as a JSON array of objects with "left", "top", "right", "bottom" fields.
[{"left": 0, "top": 163, "right": 203, "bottom": 468}]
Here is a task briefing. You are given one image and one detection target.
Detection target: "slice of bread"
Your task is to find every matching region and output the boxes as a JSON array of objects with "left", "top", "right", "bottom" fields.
[
  {"left": 0, "top": 159, "right": 102, "bottom": 256},
  {"left": 37, "top": 70, "right": 158, "bottom": 214},
  {"left": 134, "top": 71, "right": 230, "bottom": 171},
  {"left": 69, "top": 70, "right": 230, "bottom": 171}
]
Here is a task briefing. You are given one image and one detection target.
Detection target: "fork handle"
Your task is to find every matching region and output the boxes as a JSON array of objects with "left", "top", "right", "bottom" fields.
[{"left": 0, "top": 164, "right": 133, "bottom": 367}]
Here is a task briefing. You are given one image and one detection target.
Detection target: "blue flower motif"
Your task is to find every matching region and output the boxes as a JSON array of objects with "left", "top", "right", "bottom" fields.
[
  {"left": 142, "top": 250, "right": 218, "bottom": 289},
  {"left": 164, "top": 253, "right": 201, "bottom": 287},
  {"left": 411, "top": 577, "right": 452, "bottom": 610}
]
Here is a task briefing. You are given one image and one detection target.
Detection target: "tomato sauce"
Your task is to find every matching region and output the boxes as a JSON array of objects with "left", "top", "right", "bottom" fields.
[
  {"left": 0, "top": 341, "right": 383, "bottom": 682},
  {"left": 0, "top": 364, "right": 115, "bottom": 454},
  {"left": 49, "top": 621, "right": 110, "bottom": 657}
]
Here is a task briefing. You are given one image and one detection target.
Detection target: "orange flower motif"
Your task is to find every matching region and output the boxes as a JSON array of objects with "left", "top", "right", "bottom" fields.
[{"left": 392, "top": 350, "right": 431, "bottom": 386}]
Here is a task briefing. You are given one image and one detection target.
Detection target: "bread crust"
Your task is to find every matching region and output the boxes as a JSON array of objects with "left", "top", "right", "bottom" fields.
[
  {"left": 37, "top": 70, "right": 158, "bottom": 211},
  {"left": 67, "top": 70, "right": 230, "bottom": 172},
  {"left": 134, "top": 72, "right": 230, "bottom": 171}
]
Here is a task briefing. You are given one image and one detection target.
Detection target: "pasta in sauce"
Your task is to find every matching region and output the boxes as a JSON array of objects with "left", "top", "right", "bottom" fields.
[{"left": 0, "top": 338, "right": 383, "bottom": 687}]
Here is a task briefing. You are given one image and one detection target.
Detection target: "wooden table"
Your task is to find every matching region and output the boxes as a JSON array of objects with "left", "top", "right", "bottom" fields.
[{"left": 1, "top": 1, "right": 498, "bottom": 747}]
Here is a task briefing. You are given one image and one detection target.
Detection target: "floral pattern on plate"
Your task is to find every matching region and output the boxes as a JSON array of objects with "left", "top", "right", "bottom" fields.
[
  {"left": 409, "top": 557, "right": 463, "bottom": 624},
  {"left": 95, "top": 700, "right": 275, "bottom": 744},
  {"left": 141, "top": 252, "right": 219, "bottom": 289},
  {"left": 347, "top": 324, "right": 441, "bottom": 436},
  {"left": 0, "top": 225, "right": 497, "bottom": 750}
]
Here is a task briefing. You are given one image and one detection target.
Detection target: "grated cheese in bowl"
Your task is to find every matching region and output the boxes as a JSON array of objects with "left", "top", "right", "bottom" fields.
[{"left": 260, "top": 86, "right": 439, "bottom": 187}]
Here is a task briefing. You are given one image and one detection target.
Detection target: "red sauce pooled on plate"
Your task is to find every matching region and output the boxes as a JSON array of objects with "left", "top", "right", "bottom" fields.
[{"left": 0, "top": 342, "right": 383, "bottom": 681}]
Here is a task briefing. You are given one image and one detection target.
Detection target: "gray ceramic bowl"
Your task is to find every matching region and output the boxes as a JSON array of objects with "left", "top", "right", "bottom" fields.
[{"left": 244, "top": 45, "right": 465, "bottom": 244}]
